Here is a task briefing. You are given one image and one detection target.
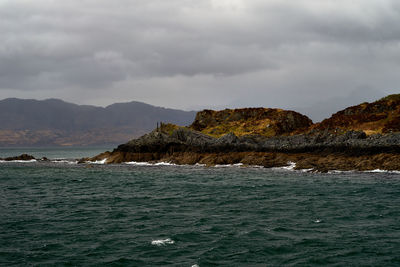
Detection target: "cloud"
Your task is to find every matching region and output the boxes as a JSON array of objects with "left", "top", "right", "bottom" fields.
[{"left": 0, "top": 0, "right": 399, "bottom": 120}]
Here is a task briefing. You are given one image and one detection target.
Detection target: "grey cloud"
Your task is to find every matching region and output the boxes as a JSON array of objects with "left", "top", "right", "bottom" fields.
[{"left": 0, "top": 0, "right": 399, "bottom": 121}]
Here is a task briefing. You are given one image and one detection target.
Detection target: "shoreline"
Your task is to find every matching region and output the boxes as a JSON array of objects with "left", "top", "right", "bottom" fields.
[
  {"left": 82, "top": 126, "right": 400, "bottom": 173},
  {"left": 3, "top": 152, "right": 400, "bottom": 174},
  {"left": 87, "top": 150, "right": 400, "bottom": 173}
]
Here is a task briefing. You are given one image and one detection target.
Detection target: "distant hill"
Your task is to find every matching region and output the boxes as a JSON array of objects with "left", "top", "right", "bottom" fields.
[{"left": 0, "top": 98, "right": 196, "bottom": 146}]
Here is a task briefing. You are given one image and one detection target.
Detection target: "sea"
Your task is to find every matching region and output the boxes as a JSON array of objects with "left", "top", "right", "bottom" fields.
[{"left": 1, "top": 147, "right": 400, "bottom": 266}]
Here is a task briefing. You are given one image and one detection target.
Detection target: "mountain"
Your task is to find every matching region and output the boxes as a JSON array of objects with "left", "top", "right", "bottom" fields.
[{"left": 0, "top": 98, "right": 196, "bottom": 146}]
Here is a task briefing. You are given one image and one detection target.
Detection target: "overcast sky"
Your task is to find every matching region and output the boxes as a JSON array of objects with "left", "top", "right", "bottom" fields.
[{"left": 1, "top": 0, "right": 399, "bottom": 121}]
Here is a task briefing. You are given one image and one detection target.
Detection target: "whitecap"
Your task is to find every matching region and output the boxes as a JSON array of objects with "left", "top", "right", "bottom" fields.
[
  {"left": 125, "top": 161, "right": 176, "bottom": 166},
  {"left": 367, "top": 169, "right": 387, "bottom": 173},
  {"left": 0, "top": 159, "right": 37, "bottom": 163},
  {"left": 366, "top": 169, "right": 400, "bottom": 174},
  {"left": 271, "top": 161, "right": 296, "bottom": 171},
  {"left": 214, "top": 163, "right": 243, "bottom": 168},
  {"left": 194, "top": 163, "right": 206, "bottom": 167},
  {"left": 154, "top": 162, "right": 176, "bottom": 166},
  {"left": 125, "top": 161, "right": 153, "bottom": 166},
  {"left": 87, "top": 158, "right": 107, "bottom": 164},
  {"left": 313, "top": 219, "right": 322, "bottom": 223},
  {"left": 52, "top": 160, "right": 78, "bottom": 164},
  {"left": 151, "top": 238, "right": 175, "bottom": 246}
]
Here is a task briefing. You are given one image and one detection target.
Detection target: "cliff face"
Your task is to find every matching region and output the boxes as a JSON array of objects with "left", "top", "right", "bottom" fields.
[
  {"left": 310, "top": 94, "right": 400, "bottom": 135},
  {"left": 190, "top": 108, "right": 313, "bottom": 137}
]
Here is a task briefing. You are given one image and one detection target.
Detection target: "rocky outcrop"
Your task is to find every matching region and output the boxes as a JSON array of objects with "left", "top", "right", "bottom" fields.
[
  {"left": 1, "top": 154, "right": 36, "bottom": 161},
  {"left": 87, "top": 126, "right": 400, "bottom": 171},
  {"left": 89, "top": 95, "right": 400, "bottom": 172},
  {"left": 114, "top": 126, "right": 400, "bottom": 155},
  {"left": 190, "top": 108, "right": 312, "bottom": 137},
  {"left": 309, "top": 94, "right": 400, "bottom": 135}
]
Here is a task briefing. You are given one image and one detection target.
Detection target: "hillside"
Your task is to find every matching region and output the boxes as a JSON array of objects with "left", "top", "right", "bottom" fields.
[
  {"left": 0, "top": 98, "right": 196, "bottom": 146},
  {"left": 310, "top": 94, "right": 400, "bottom": 135},
  {"left": 190, "top": 108, "right": 313, "bottom": 137}
]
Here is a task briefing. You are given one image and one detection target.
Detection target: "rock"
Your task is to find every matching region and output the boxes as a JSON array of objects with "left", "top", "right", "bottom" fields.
[
  {"left": 309, "top": 94, "right": 400, "bottom": 135},
  {"left": 3, "top": 154, "right": 35, "bottom": 161},
  {"left": 190, "top": 108, "right": 313, "bottom": 137},
  {"left": 88, "top": 95, "right": 400, "bottom": 171}
]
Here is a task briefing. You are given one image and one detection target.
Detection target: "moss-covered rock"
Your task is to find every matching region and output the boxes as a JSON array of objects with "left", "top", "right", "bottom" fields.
[{"left": 190, "top": 108, "right": 312, "bottom": 137}]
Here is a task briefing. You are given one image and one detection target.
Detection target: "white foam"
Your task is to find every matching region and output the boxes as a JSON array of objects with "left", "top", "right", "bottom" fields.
[
  {"left": 250, "top": 165, "right": 264, "bottom": 168},
  {"left": 313, "top": 219, "right": 322, "bottom": 223},
  {"left": 125, "top": 161, "right": 153, "bottom": 166},
  {"left": 87, "top": 158, "right": 107, "bottom": 164},
  {"left": 154, "top": 162, "right": 176, "bottom": 166},
  {"left": 52, "top": 160, "right": 78, "bottom": 164},
  {"left": 214, "top": 163, "right": 244, "bottom": 168},
  {"left": 0, "top": 159, "right": 37, "bottom": 163},
  {"left": 125, "top": 161, "right": 176, "bottom": 166},
  {"left": 279, "top": 161, "right": 296, "bottom": 171},
  {"left": 195, "top": 163, "right": 206, "bottom": 167},
  {"left": 366, "top": 169, "right": 400, "bottom": 174},
  {"left": 151, "top": 238, "right": 175, "bottom": 246},
  {"left": 300, "top": 168, "right": 314, "bottom": 172}
]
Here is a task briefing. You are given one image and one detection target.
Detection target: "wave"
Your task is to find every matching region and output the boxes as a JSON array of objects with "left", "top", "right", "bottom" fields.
[
  {"left": 271, "top": 161, "right": 296, "bottom": 171},
  {"left": 151, "top": 238, "right": 175, "bottom": 246},
  {"left": 365, "top": 169, "right": 400, "bottom": 174},
  {"left": 0, "top": 159, "right": 37, "bottom": 163},
  {"left": 214, "top": 163, "right": 244, "bottom": 168},
  {"left": 125, "top": 161, "right": 176, "bottom": 166},
  {"left": 51, "top": 160, "right": 78, "bottom": 165},
  {"left": 86, "top": 158, "right": 108, "bottom": 164}
]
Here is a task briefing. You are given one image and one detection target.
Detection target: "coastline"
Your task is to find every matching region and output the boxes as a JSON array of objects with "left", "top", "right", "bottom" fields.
[
  {"left": 2, "top": 153, "right": 400, "bottom": 174},
  {"left": 82, "top": 127, "right": 400, "bottom": 173},
  {"left": 87, "top": 150, "right": 400, "bottom": 173},
  {"left": 4, "top": 95, "right": 400, "bottom": 173}
]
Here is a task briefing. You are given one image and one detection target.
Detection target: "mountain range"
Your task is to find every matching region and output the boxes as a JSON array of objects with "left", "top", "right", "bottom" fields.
[{"left": 0, "top": 98, "right": 196, "bottom": 146}]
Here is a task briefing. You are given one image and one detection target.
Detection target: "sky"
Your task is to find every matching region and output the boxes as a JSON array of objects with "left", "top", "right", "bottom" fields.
[{"left": 0, "top": 0, "right": 399, "bottom": 121}]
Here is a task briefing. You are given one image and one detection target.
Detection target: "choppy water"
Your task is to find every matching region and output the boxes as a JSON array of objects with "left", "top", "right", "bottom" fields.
[{"left": 1, "top": 149, "right": 400, "bottom": 266}]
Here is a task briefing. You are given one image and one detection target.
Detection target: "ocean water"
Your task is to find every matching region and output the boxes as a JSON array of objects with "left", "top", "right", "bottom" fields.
[{"left": 1, "top": 148, "right": 400, "bottom": 266}]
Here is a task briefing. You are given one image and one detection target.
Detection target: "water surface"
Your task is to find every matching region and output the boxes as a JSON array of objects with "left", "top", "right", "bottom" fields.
[{"left": 0, "top": 156, "right": 399, "bottom": 266}]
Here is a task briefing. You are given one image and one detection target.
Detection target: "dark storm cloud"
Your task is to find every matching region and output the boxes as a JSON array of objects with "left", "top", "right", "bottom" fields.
[{"left": 0, "top": 0, "right": 399, "bottom": 120}]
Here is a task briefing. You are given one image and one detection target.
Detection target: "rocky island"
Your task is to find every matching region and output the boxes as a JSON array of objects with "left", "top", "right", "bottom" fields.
[{"left": 87, "top": 95, "right": 400, "bottom": 172}]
